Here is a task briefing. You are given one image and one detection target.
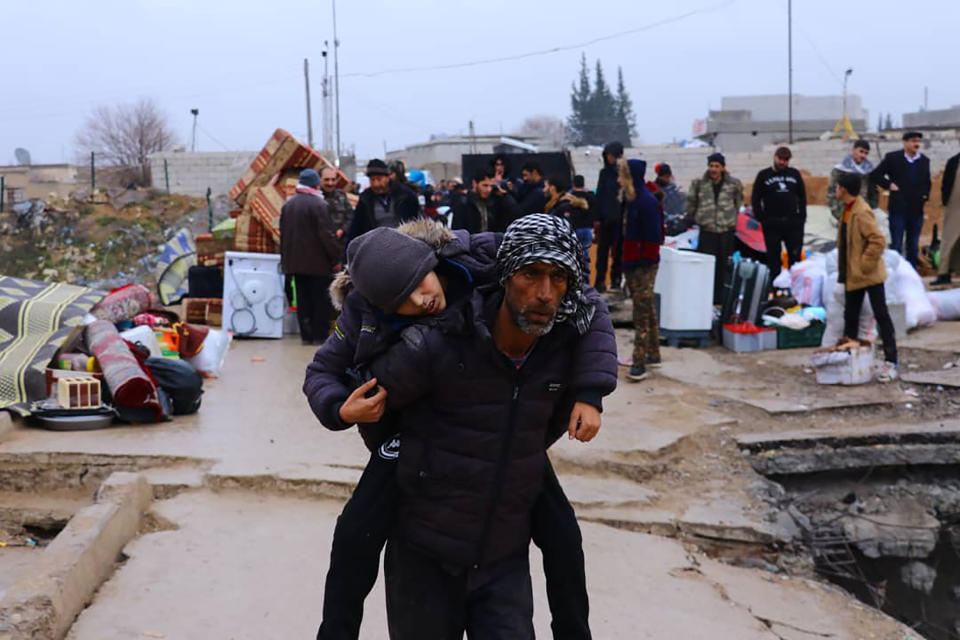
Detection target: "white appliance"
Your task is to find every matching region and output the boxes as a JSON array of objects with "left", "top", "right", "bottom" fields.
[
  {"left": 222, "top": 251, "right": 285, "bottom": 338},
  {"left": 654, "top": 247, "right": 715, "bottom": 331}
]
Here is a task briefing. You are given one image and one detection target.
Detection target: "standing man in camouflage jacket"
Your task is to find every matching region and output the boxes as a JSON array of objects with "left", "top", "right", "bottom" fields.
[
  {"left": 320, "top": 167, "right": 354, "bottom": 255},
  {"left": 686, "top": 153, "right": 743, "bottom": 304}
]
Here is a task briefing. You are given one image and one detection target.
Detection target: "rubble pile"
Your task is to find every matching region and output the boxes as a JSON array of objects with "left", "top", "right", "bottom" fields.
[{"left": 0, "top": 189, "right": 230, "bottom": 291}]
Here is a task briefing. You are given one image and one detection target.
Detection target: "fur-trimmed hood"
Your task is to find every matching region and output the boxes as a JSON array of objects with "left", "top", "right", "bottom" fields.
[{"left": 330, "top": 218, "right": 501, "bottom": 310}]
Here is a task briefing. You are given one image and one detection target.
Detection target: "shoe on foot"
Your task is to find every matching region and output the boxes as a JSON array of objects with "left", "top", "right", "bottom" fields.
[
  {"left": 627, "top": 362, "right": 648, "bottom": 381},
  {"left": 877, "top": 361, "right": 899, "bottom": 383},
  {"left": 933, "top": 274, "right": 952, "bottom": 286},
  {"left": 646, "top": 356, "right": 662, "bottom": 368}
]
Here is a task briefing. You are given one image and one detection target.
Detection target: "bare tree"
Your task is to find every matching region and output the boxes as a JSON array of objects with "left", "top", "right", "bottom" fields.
[
  {"left": 517, "top": 115, "right": 566, "bottom": 149},
  {"left": 75, "top": 98, "right": 176, "bottom": 186}
]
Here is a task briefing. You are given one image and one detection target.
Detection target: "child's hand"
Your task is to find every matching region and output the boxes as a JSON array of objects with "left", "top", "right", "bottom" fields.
[
  {"left": 568, "top": 402, "right": 601, "bottom": 442},
  {"left": 339, "top": 378, "right": 388, "bottom": 425}
]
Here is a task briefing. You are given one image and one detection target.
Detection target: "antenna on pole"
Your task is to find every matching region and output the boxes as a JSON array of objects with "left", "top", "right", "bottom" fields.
[
  {"left": 190, "top": 109, "right": 199, "bottom": 152},
  {"left": 304, "top": 58, "right": 314, "bottom": 148},
  {"left": 787, "top": 0, "right": 793, "bottom": 144},
  {"left": 332, "top": 0, "right": 342, "bottom": 166}
]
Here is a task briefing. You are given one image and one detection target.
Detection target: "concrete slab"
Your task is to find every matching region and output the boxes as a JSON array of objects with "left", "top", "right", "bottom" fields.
[
  {"left": 0, "top": 548, "right": 38, "bottom": 602},
  {"left": 717, "top": 385, "right": 913, "bottom": 414},
  {"left": 64, "top": 490, "right": 912, "bottom": 640},
  {"left": 0, "top": 473, "right": 152, "bottom": 640},
  {"left": 556, "top": 472, "right": 656, "bottom": 508},
  {"left": 901, "top": 367, "right": 960, "bottom": 387},
  {"left": 899, "top": 321, "right": 960, "bottom": 353},
  {"left": 737, "top": 420, "right": 960, "bottom": 475}
]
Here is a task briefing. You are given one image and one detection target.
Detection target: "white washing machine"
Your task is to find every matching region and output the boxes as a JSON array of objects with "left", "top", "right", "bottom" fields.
[{"left": 223, "top": 251, "right": 285, "bottom": 338}]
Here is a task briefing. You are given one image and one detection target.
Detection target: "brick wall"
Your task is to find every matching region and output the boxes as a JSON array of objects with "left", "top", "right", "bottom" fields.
[{"left": 147, "top": 151, "right": 258, "bottom": 197}]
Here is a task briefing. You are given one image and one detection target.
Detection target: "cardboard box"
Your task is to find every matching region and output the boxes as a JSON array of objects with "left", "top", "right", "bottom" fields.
[{"left": 811, "top": 346, "right": 875, "bottom": 385}]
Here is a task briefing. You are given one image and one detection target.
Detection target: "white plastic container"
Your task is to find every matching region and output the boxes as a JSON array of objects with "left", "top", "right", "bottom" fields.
[
  {"left": 119, "top": 325, "right": 163, "bottom": 358},
  {"left": 654, "top": 247, "right": 715, "bottom": 331},
  {"left": 811, "top": 346, "right": 875, "bottom": 385},
  {"left": 222, "top": 251, "right": 285, "bottom": 339}
]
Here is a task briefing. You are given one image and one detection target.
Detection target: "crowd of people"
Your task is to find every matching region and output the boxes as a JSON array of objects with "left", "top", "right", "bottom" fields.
[{"left": 279, "top": 135, "right": 959, "bottom": 637}]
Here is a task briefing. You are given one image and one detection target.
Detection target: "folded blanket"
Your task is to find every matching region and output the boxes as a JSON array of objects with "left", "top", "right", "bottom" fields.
[{"left": 85, "top": 320, "right": 163, "bottom": 422}]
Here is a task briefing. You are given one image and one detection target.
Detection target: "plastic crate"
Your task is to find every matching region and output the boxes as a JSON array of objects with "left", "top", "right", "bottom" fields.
[
  {"left": 722, "top": 325, "right": 777, "bottom": 352},
  {"left": 776, "top": 322, "right": 826, "bottom": 349}
]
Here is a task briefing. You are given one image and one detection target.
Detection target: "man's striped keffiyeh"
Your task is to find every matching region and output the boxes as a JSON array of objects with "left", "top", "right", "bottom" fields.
[{"left": 496, "top": 213, "right": 595, "bottom": 335}]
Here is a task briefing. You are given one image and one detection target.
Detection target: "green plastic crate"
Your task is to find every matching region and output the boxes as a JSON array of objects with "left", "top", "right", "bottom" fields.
[{"left": 776, "top": 322, "right": 826, "bottom": 349}]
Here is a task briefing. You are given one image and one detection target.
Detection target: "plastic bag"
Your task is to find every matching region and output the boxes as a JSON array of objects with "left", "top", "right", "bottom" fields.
[
  {"left": 929, "top": 288, "right": 960, "bottom": 321},
  {"left": 889, "top": 260, "right": 936, "bottom": 329},
  {"left": 821, "top": 274, "right": 877, "bottom": 347},
  {"left": 185, "top": 329, "right": 232, "bottom": 378},
  {"left": 120, "top": 325, "right": 162, "bottom": 359},
  {"left": 145, "top": 357, "right": 203, "bottom": 415},
  {"left": 789, "top": 253, "right": 827, "bottom": 306}
]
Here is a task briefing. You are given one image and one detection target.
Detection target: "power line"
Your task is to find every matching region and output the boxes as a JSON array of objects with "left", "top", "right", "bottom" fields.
[
  {"left": 197, "top": 124, "right": 231, "bottom": 151},
  {"left": 341, "top": 1, "right": 736, "bottom": 79},
  {"left": 796, "top": 27, "right": 842, "bottom": 84}
]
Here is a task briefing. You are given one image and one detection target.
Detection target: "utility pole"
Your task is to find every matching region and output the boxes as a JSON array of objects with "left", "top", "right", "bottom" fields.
[
  {"left": 468, "top": 120, "right": 477, "bottom": 154},
  {"left": 332, "top": 0, "right": 342, "bottom": 166},
  {"left": 787, "top": 0, "right": 793, "bottom": 144},
  {"left": 924, "top": 86, "right": 928, "bottom": 111},
  {"left": 304, "top": 58, "right": 314, "bottom": 148},
  {"left": 190, "top": 108, "right": 199, "bottom": 152},
  {"left": 322, "top": 43, "right": 333, "bottom": 159}
]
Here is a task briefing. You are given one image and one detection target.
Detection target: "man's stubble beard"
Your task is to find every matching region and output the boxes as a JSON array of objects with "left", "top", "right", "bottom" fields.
[{"left": 506, "top": 296, "right": 557, "bottom": 337}]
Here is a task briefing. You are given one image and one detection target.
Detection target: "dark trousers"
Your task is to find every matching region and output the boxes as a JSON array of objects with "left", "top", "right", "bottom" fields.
[
  {"left": 386, "top": 543, "right": 533, "bottom": 640},
  {"left": 698, "top": 230, "right": 736, "bottom": 305},
  {"left": 888, "top": 209, "right": 924, "bottom": 268},
  {"left": 844, "top": 282, "right": 898, "bottom": 364},
  {"left": 294, "top": 274, "right": 334, "bottom": 344},
  {"left": 317, "top": 453, "right": 590, "bottom": 640},
  {"left": 762, "top": 217, "right": 804, "bottom": 283},
  {"left": 595, "top": 218, "right": 623, "bottom": 290},
  {"left": 317, "top": 448, "right": 399, "bottom": 640}
]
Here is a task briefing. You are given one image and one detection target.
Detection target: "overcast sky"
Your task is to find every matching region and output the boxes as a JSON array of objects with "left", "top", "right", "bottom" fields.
[{"left": 3, "top": 0, "right": 958, "bottom": 165}]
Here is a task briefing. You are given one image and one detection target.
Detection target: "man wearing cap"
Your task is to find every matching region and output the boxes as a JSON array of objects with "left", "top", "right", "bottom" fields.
[
  {"left": 365, "top": 214, "right": 617, "bottom": 639},
  {"left": 280, "top": 169, "right": 342, "bottom": 344},
  {"left": 594, "top": 141, "right": 625, "bottom": 292},
  {"left": 871, "top": 132, "right": 931, "bottom": 268},
  {"left": 751, "top": 146, "right": 807, "bottom": 282},
  {"left": 345, "top": 158, "right": 421, "bottom": 247},
  {"left": 654, "top": 163, "right": 687, "bottom": 235},
  {"left": 687, "top": 153, "right": 744, "bottom": 304}
]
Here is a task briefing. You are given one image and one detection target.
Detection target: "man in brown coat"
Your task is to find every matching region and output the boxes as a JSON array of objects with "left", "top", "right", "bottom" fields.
[
  {"left": 279, "top": 169, "right": 342, "bottom": 344},
  {"left": 835, "top": 172, "right": 898, "bottom": 382}
]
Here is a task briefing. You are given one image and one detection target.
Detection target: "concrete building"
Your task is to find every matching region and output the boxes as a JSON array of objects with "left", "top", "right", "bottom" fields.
[
  {"left": 696, "top": 94, "right": 868, "bottom": 153},
  {"left": 385, "top": 134, "right": 542, "bottom": 181},
  {"left": 147, "top": 150, "right": 257, "bottom": 197},
  {"left": 0, "top": 163, "right": 79, "bottom": 209},
  {"left": 903, "top": 105, "right": 960, "bottom": 130}
]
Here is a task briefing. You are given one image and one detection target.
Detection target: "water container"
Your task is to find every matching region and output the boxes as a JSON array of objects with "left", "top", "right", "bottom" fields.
[{"left": 654, "top": 247, "right": 715, "bottom": 331}]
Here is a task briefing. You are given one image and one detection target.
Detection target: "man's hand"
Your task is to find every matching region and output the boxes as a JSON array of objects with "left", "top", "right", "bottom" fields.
[
  {"left": 568, "top": 401, "right": 601, "bottom": 442},
  {"left": 338, "top": 377, "right": 388, "bottom": 425},
  {"left": 889, "top": 182, "right": 899, "bottom": 192}
]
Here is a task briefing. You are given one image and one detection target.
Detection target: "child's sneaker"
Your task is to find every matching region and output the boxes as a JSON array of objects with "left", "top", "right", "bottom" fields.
[
  {"left": 877, "top": 361, "right": 899, "bottom": 383},
  {"left": 627, "top": 362, "right": 648, "bottom": 382},
  {"left": 646, "top": 356, "right": 662, "bottom": 368}
]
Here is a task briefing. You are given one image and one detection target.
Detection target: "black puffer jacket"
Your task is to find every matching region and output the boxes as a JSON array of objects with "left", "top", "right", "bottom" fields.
[
  {"left": 345, "top": 180, "right": 421, "bottom": 247},
  {"left": 303, "top": 220, "right": 500, "bottom": 450},
  {"left": 367, "top": 284, "right": 617, "bottom": 569}
]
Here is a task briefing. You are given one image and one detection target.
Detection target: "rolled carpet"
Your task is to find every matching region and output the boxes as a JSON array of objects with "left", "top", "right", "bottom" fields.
[
  {"left": 85, "top": 320, "right": 163, "bottom": 421},
  {"left": 91, "top": 284, "right": 156, "bottom": 324}
]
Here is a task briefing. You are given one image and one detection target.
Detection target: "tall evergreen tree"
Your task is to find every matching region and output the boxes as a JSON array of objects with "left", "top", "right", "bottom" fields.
[
  {"left": 614, "top": 66, "right": 636, "bottom": 146},
  {"left": 589, "top": 60, "right": 618, "bottom": 145},
  {"left": 567, "top": 54, "right": 592, "bottom": 146}
]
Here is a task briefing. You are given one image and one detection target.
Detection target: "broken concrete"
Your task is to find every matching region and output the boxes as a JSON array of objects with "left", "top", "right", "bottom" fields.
[
  {"left": 737, "top": 420, "right": 960, "bottom": 475},
  {"left": 902, "top": 367, "right": 960, "bottom": 388},
  {"left": 0, "top": 473, "right": 152, "bottom": 640}
]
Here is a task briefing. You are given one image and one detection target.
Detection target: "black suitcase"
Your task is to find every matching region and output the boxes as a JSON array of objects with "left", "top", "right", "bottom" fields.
[
  {"left": 187, "top": 265, "right": 224, "bottom": 299},
  {"left": 720, "top": 259, "right": 770, "bottom": 326}
]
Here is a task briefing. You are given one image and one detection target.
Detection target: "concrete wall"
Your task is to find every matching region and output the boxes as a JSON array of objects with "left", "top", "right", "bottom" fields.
[
  {"left": 904, "top": 106, "right": 960, "bottom": 129},
  {"left": 721, "top": 94, "right": 866, "bottom": 122},
  {"left": 147, "top": 151, "right": 257, "bottom": 197},
  {"left": 568, "top": 136, "right": 960, "bottom": 194}
]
